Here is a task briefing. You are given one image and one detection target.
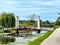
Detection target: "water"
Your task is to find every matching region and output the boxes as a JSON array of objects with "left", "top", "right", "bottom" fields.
[
  {"left": 3, "top": 34, "right": 42, "bottom": 45},
  {"left": 15, "top": 37, "right": 29, "bottom": 43},
  {"left": 1, "top": 30, "right": 47, "bottom": 45},
  {"left": 40, "top": 31, "right": 47, "bottom": 34}
]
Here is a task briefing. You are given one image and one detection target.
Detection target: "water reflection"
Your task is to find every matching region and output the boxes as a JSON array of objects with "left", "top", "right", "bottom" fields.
[
  {"left": 0, "top": 30, "right": 48, "bottom": 45},
  {"left": 40, "top": 31, "right": 47, "bottom": 34}
]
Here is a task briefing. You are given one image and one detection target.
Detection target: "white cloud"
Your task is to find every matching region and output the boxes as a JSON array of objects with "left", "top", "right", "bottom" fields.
[
  {"left": 14, "top": 7, "right": 56, "bottom": 11},
  {"left": 32, "top": 1, "right": 53, "bottom": 5},
  {"left": 0, "top": 0, "right": 23, "bottom": 5},
  {"left": 6, "top": 7, "right": 58, "bottom": 14},
  {"left": 16, "top": 8, "right": 58, "bottom": 13},
  {"left": 52, "top": 19, "right": 57, "bottom": 22},
  {"left": 3, "top": 1, "right": 17, "bottom": 4},
  {"left": 32, "top": 0, "right": 60, "bottom": 6}
]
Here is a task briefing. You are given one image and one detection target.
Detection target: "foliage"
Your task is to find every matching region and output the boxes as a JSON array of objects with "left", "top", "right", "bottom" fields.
[
  {"left": 0, "top": 15, "right": 1, "bottom": 26},
  {"left": 22, "top": 14, "right": 37, "bottom": 27},
  {"left": 40, "top": 20, "right": 54, "bottom": 27},
  {"left": 24, "top": 20, "right": 32, "bottom": 26},
  {"left": 28, "top": 30, "right": 54, "bottom": 45},
  {"left": 1, "top": 12, "right": 15, "bottom": 28},
  {"left": 0, "top": 36, "right": 15, "bottom": 44},
  {"left": 54, "top": 25, "right": 59, "bottom": 29},
  {"left": 0, "top": 20, "right": 1, "bottom": 26},
  {"left": 54, "top": 16, "right": 60, "bottom": 29},
  {"left": 55, "top": 16, "right": 60, "bottom": 26},
  {"left": 19, "top": 20, "right": 54, "bottom": 27},
  {"left": 19, "top": 20, "right": 36, "bottom": 27}
]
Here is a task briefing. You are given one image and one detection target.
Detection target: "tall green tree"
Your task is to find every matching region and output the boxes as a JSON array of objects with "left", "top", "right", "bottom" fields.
[{"left": 1, "top": 12, "right": 15, "bottom": 28}]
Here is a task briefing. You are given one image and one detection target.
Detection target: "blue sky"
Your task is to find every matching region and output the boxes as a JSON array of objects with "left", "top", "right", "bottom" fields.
[{"left": 0, "top": 0, "right": 60, "bottom": 22}]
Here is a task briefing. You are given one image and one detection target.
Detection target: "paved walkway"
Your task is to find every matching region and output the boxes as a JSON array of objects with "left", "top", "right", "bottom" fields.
[{"left": 40, "top": 28, "right": 60, "bottom": 45}]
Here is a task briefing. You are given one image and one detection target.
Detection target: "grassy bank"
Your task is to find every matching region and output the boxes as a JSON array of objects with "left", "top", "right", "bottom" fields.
[
  {"left": 0, "top": 30, "right": 4, "bottom": 33},
  {"left": 0, "top": 29, "right": 16, "bottom": 33},
  {"left": 28, "top": 30, "right": 54, "bottom": 45}
]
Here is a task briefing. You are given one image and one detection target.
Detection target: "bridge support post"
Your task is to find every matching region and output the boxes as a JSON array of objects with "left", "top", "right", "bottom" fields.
[
  {"left": 37, "top": 29, "right": 41, "bottom": 33},
  {"left": 16, "top": 29, "right": 19, "bottom": 37},
  {"left": 37, "top": 16, "right": 40, "bottom": 29},
  {"left": 15, "top": 16, "right": 19, "bottom": 28},
  {"left": 15, "top": 16, "right": 19, "bottom": 37},
  {"left": 37, "top": 16, "right": 41, "bottom": 33}
]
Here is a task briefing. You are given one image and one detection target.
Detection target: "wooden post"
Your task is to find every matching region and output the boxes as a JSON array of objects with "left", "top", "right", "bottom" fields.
[
  {"left": 16, "top": 29, "right": 19, "bottom": 37},
  {"left": 37, "top": 29, "right": 41, "bottom": 33}
]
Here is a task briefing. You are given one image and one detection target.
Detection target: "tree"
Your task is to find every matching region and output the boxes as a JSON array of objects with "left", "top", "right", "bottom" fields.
[
  {"left": 58, "top": 13, "right": 60, "bottom": 15},
  {"left": 1, "top": 12, "right": 15, "bottom": 28},
  {"left": 55, "top": 16, "right": 60, "bottom": 26},
  {"left": 0, "top": 15, "right": 1, "bottom": 26},
  {"left": 27, "top": 14, "right": 37, "bottom": 20},
  {"left": 27, "top": 14, "right": 38, "bottom": 26},
  {"left": 45, "top": 20, "right": 50, "bottom": 24},
  {"left": 54, "top": 12, "right": 60, "bottom": 26},
  {"left": 24, "top": 20, "right": 32, "bottom": 26}
]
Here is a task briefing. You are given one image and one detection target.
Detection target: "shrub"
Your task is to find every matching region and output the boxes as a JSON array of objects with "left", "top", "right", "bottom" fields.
[
  {"left": 0, "top": 37, "right": 8, "bottom": 44},
  {"left": 54, "top": 25, "right": 59, "bottom": 30},
  {"left": 8, "top": 37, "right": 15, "bottom": 42},
  {"left": 0, "top": 36, "right": 15, "bottom": 44}
]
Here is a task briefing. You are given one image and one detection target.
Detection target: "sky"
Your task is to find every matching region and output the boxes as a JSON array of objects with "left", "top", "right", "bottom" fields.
[{"left": 0, "top": 0, "right": 60, "bottom": 22}]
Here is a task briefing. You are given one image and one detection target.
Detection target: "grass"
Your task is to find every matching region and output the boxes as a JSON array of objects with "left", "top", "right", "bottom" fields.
[
  {"left": 0, "top": 29, "right": 16, "bottom": 33},
  {"left": 28, "top": 30, "right": 54, "bottom": 45},
  {"left": 9, "top": 30, "right": 16, "bottom": 33},
  {"left": 3, "top": 30, "right": 16, "bottom": 33},
  {"left": 0, "top": 30, "right": 4, "bottom": 33}
]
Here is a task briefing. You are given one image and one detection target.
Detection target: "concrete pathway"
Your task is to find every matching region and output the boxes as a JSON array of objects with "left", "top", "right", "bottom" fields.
[{"left": 40, "top": 28, "right": 60, "bottom": 45}]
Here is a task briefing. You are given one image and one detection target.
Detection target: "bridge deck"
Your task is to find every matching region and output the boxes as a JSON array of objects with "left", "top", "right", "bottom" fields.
[{"left": 3, "top": 27, "right": 53, "bottom": 31}]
